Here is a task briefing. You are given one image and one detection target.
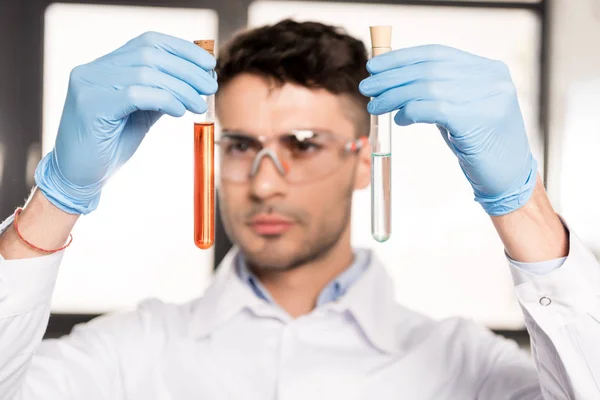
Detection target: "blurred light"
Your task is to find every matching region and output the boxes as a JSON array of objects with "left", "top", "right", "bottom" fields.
[
  {"left": 558, "top": 80, "right": 600, "bottom": 257},
  {"left": 43, "top": 3, "right": 218, "bottom": 313},
  {"left": 425, "top": 0, "right": 542, "bottom": 3},
  {"left": 26, "top": 142, "right": 41, "bottom": 188},
  {"left": 249, "top": 1, "right": 541, "bottom": 329}
]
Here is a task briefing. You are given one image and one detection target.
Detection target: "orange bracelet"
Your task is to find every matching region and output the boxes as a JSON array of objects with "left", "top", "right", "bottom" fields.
[{"left": 13, "top": 208, "right": 73, "bottom": 253}]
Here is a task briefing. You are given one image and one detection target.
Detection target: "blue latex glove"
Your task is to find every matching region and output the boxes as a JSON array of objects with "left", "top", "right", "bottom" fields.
[
  {"left": 359, "top": 45, "right": 537, "bottom": 216},
  {"left": 35, "top": 32, "right": 218, "bottom": 214}
]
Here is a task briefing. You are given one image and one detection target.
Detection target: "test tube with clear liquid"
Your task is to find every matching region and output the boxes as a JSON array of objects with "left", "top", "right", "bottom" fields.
[
  {"left": 370, "top": 26, "right": 392, "bottom": 242},
  {"left": 193, "top": 40, "right": 215, "bottom": 249}
]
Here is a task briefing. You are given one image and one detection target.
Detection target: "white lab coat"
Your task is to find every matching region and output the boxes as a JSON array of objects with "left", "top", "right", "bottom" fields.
[{"left": 0, "top": 213, "right": 599, "bottom": 400}]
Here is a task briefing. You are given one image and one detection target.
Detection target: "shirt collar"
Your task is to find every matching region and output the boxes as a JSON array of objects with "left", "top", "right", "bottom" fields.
[
  {"left": 190, "top": 247, "right": 422, "bottom": 356},
  {"left": 324, "top": 255, "right": 410, "bottom": 355},
  {"left": 189, "top": 247, "right": 278, "bottom": 339},
  {"left": 235, "top": 249, "right": 371, "bottom": 307}
]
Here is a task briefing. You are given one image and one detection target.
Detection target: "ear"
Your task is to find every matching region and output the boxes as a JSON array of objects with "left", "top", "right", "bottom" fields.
[{"left": 354, "top": 138, "right": 371, "bottom": 190}]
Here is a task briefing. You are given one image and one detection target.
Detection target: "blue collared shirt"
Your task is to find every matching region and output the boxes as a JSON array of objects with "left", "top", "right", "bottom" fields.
[{"left": 236, "top": 249, "right": 372, "bottom": 306}]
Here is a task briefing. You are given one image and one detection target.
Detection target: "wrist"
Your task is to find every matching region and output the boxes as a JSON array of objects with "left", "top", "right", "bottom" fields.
[
  {"left": 475, "top": 155, "right": 538, "bottom": 216},
  {"left": 0, "top": 189, "right": 79, "bottom": 260},
  {"left": 491, "top": 175, "right": 569, "bottom": 263},
  {"left": 34, "top": 151, "right": 102, "bottom": 215}
]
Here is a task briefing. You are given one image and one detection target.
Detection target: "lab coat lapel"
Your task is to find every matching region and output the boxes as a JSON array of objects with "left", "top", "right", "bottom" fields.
[
  {"left": 189, "top": 247, "right": 264, "bottom": 339},
  {"left": 330, "top": 255, "right": 416, "bottom": 356},
  {"left": 189, "top": 247, "right": 425, "bottom": 357}
]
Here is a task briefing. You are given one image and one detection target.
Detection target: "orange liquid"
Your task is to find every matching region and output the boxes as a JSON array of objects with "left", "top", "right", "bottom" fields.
[{"left": 194, "top": 122, "right": 214, "bottom": 249}]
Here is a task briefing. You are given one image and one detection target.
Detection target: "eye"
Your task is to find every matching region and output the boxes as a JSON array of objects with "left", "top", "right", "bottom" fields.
[
  {"left": 230, "top": 141, "right": 249, "bottom": 152},
  {"left": 224, "top": 139, "right": 255, "bottom": 155},
  {"left": 290, "top": 139, "right": 322, "bottom": 154}
]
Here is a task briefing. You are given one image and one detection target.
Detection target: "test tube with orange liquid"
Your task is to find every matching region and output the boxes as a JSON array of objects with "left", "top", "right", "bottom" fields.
[{"left": 193, "top": 40, "right": 215, "bottom": 249}]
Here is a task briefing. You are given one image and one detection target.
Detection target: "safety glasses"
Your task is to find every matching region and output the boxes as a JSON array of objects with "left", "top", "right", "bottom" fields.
[{"left": 216, "top": 129, "right": 368, "bottom": 184}]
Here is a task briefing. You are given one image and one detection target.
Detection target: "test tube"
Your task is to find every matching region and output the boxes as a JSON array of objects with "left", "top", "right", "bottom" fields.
[
  {"left": 369, "top": 26, "right": 392, "bottom": 242},
  {"left": 193, "top": 40, "right": 215, "bottom": 249}
]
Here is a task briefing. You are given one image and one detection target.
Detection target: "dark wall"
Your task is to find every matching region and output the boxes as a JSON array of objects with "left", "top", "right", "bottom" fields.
[{"left": 0, "top": 1, "right": 43, "bottom": 217}]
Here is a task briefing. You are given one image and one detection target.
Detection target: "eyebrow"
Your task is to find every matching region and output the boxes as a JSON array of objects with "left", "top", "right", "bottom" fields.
[{"left": 219, "top": 131, "right": 261, "bottom": 144}]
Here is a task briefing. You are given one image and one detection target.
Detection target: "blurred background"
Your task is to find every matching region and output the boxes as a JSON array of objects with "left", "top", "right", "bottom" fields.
[{"left": 0, "top": 0, "right": 598, "bottom": 345}]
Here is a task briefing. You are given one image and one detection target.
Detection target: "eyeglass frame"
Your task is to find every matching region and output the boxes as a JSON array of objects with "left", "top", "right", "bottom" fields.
[{"left": 215, "top": 129, "right": 369, "bottom": 184}]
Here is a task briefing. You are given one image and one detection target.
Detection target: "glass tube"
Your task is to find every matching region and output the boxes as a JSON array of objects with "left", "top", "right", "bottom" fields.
[
  {"left": 370, "top": 112, "right": 392, "bottom": 242},
  {"left": 369, "top": 26, "right": 393, "bottom": 243},
  {"left": 194, "top": 95, "right": 215, "bottom": 249},
  {"left": 193, "top": 40, "right": 215, "bottom": 250}
]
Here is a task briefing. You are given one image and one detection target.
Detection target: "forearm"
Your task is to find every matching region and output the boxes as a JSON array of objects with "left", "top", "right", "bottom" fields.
[
  {"left": 491, "top": 174, "right": 568, "bottom": 263},
  {"left": 0, "top": 188, "right": 79, "bottom": 260},
  {"left": 0, "top": 191, "right": 68, "bottom": 398}
]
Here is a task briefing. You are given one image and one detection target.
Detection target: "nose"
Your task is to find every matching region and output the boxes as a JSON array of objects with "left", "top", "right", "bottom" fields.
[{"left": 250, "top": 149, "right": 288, "bottom": 200}]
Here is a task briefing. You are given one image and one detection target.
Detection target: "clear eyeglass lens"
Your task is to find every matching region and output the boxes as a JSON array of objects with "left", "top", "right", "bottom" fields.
[{"left": 218, "top": 134, "right": 347, "bottom": 183}]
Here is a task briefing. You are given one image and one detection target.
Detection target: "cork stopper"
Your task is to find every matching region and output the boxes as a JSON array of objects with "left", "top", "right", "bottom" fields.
[
  {"left": 194, "top": 40, "right": 215, "bottom": 56},
  {"left": 369, "top": 26, "right": 392, "bottom": 57}
]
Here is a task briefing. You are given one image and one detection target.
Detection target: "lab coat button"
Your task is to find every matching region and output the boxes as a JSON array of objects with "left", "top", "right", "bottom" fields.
[{"left": 539, "top": 296, "right": 551, "bottom": 306}]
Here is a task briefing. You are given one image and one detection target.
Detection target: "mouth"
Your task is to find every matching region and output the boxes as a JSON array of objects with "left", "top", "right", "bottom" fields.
[{"left": 248, "top": 214, "right": 295, "bottom": 236}]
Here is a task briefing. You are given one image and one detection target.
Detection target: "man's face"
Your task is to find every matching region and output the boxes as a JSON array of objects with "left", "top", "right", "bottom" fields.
[{"left": 216, "top": 74, "right": 370, "bottom": 271}]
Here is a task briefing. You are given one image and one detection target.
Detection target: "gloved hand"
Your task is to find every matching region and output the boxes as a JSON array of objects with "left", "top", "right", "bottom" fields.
[
  {"left": 359, "top": 45, "right": 537, "bottom": 216},
  {"left": 35, "top": 31, "right": 218, "bottom": 214}
]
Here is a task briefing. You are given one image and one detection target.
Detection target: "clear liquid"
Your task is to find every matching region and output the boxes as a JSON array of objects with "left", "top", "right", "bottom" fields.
[{"left": 371, "top": 154, "right": 391, "bottom": 242}]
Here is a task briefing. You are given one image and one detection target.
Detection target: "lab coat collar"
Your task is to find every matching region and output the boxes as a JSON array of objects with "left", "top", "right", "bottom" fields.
[
  {"left": 326, "top": 253, "right": 410, "bottom": 355},
  {"left": 189, "top": 247, "right": 275, "bottom": 339},
  {"left": 190, "top": 247, "right": 413, "bottom": 355}
]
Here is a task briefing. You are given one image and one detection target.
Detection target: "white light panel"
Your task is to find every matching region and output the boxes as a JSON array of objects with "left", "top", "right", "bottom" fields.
[
  {"left": 557, "top": 81, "right": 600, "bottom": 258},
  {"left": 249, "top": 1, "right": 542, "bottom": 329},
  {"left": 43, "top": 3, "right": 218, "bottom": 313}
]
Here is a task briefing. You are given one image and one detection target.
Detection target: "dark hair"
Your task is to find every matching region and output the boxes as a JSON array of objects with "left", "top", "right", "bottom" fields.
[{"left": 216, "top": 19, "right": 370, "bottom": 134}]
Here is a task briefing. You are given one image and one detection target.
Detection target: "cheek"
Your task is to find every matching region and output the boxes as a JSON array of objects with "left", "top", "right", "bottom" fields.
[
  {"left": 218, "top": 182, "right": 248, "bottom": 227},
  {"left": 298, "top": 176, "right": 352, "bottom": 225}
]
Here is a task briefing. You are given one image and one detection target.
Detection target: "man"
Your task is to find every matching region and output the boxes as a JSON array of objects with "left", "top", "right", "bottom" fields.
[{"left": 0, "top": 19, "right": 598, "bottom": 399}]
